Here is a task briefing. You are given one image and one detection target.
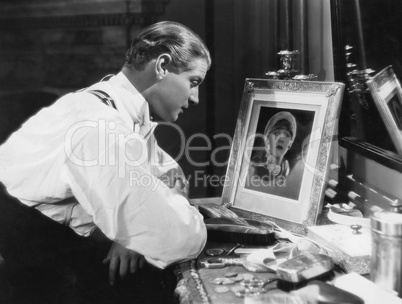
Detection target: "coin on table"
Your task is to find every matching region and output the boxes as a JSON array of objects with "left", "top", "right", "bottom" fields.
[
  {"left": 214, "top": 286, "right": 230, "bottom": 293},
  {"left": 212, "top": 277, "right": 224, "bottom": 285},
  {"left": 225, "top": 272, "right": 238, "bottom": 278},
  {"left": 241, "top": 279, "right": 265, "bottom": 287},
  {"left": 221, "top": 278, "right": 236, "bottom": 285},
  {"left": 231, "top": 274, "right": 244, "bottom": 282}
]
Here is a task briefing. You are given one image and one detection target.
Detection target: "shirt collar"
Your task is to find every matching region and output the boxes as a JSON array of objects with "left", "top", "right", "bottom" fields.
[{"left": 110, "top": 72, "right": 151, "bottom": 125}]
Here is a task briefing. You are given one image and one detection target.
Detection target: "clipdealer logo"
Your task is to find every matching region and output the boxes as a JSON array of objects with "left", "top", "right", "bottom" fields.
[
  {"left": 64, "top": 119, "right": 234, "bottom": 170},
  {"left": 64, "top": 119, "right": 327, "bottom": 186},
  {"left": 64, "top": 119, "right": 148, "bottom": 178}
]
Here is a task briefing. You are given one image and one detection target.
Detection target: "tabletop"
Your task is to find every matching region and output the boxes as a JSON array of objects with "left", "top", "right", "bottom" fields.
[{"left": 173, "top": 197, "right": 338, "bottom": 304}]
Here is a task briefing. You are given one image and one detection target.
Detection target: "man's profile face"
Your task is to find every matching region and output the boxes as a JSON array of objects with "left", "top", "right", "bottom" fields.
[{"left": 151, "top": 58, "right": 208, "bottom": 122}]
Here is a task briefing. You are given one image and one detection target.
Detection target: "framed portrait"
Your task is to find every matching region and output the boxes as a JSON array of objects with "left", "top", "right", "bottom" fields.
[
  {"left": 367, "top": 65, "right": 402, "bottom": 154},
  {"left": 221, "top": 79, "right": 345, "bottom": 233}
]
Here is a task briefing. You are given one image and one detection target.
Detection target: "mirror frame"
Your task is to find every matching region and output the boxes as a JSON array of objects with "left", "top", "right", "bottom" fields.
[{"left": 330, "top": 0, "right": 402, "bottom": 173}]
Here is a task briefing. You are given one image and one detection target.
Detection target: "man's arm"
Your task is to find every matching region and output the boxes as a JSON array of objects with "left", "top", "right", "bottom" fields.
[
  {"left": 63, "top": 116, "right": 207, "bottom": 269},
  {"left": 91, "top": 177, "right": 192, "bottom": 285}
]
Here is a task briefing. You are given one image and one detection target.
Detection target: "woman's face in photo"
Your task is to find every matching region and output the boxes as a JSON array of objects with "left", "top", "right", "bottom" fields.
[{"left": 267, "top": 129, "right": 292, "bottom": 158}]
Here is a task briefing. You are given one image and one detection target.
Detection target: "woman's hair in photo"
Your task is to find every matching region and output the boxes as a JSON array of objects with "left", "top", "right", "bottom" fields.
[
  {"left": 264, "top": 111, "right": 297, "bottom": 143},
  {"left": 125, "top": 21, "right": 211, "bottom": 71}
]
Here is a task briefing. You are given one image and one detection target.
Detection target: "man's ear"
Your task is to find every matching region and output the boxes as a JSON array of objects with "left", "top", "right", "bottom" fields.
[{"left": 155, "top": 54, "right": 172, "bottom": 79}]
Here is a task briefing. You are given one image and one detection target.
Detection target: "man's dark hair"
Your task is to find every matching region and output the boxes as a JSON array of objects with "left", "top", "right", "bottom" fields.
[{"left": 125, "top": 21, "right": 211, "bottom": 71}]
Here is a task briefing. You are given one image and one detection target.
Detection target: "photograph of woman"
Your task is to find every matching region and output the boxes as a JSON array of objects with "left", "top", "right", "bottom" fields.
[
  {"left": 246, "top": 108, "right": 315, "bottom": 200},
  {"left": 250, "top": 111, "right": 296, "bottom": 180},
  {"left": 388, "top": 94, "right": 402, "bottom": 130}
]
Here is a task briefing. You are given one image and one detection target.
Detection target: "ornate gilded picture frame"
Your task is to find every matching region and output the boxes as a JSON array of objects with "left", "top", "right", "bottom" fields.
[
  {"left": 367, "top": 65, "right": 402, "bottom": 154},
  {"left": 221, "top": 79, "right": 345, "bottom": 233}
]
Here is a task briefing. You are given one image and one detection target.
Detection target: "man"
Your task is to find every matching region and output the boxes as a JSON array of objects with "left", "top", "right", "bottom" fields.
[{"left": 0, "top": 21, "right": 210, "bottom": 302}]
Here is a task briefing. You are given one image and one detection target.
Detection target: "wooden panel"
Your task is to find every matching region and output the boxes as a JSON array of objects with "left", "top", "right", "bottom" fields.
[
  {"left": 0, "top": 0, "right": 168, "bottom": 95},
  {"left": 0, "top": 0, "right": 169, "bottom": 18}
]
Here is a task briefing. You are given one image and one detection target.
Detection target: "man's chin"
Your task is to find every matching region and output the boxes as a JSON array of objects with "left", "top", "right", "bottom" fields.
[
  {"left": 171, "top": 114, "right": 179, "bottom": 122},
  {"left": 172, "top": 111, "right": 182, "bottom": 122},
  {"left": 158, "top": 113, "right": 178, "bottom": 122}
]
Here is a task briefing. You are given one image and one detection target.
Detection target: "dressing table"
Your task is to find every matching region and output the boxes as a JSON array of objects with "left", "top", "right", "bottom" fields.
[
  {"left": 171, "top": 198, "right": 354, "bottom": 304},
  {"left": 171, "top": 196, "right": 401, "bottom": 304}
]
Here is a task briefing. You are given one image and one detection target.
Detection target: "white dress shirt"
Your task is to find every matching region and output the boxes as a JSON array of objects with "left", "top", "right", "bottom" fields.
[{"left": 0, "top": 72, "right": 207, "bottom": 269}]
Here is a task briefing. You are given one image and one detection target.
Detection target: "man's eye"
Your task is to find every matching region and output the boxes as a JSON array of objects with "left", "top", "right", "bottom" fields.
[{"left": 190, "top": 81, "right": 199, "bottom": 88}]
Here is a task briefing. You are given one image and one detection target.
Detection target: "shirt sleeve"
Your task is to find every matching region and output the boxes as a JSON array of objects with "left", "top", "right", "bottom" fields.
[
  {"left": 63, "top": 109, "right": 206, "bottom": 269},
  {"left": 148, "top": 135, "right": 187, "bottom": 188}
]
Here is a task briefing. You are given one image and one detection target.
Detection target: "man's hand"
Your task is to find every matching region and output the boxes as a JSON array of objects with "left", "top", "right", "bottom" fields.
[
  {"left": 171, "top": 177, "right": 189, "bottom": 199},
  {"left": 102, "top": 242, "right": 145, "bottom": 285}
]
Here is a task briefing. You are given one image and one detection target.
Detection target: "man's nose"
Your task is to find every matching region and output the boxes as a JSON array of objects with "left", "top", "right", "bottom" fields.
[{"left": 189, "top": 88, "right": 199, "bottom": 105}]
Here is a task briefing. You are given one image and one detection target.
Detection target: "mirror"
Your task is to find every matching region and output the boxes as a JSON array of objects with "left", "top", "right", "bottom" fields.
[{"left": 331, "top": 0, "right": 402, "bottom": 168}]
